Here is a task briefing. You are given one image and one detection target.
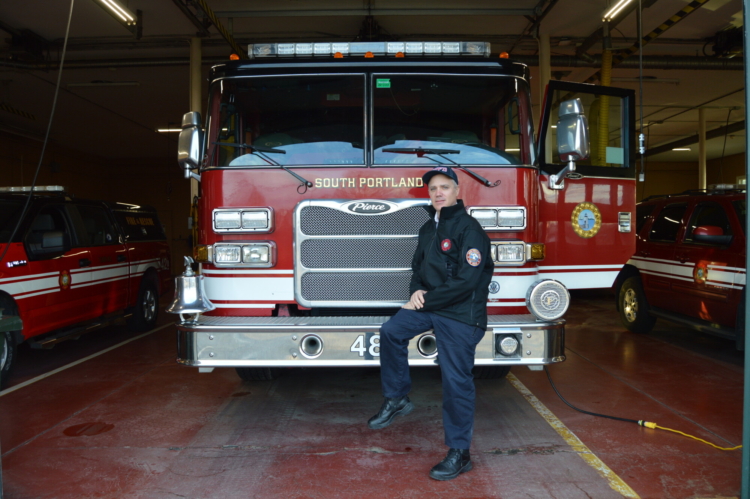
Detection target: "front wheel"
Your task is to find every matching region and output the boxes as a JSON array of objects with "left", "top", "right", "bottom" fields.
[
  {"left": 128, "top": 278, "right": 159, "bottom": 332},
  {"left": 1, "top": 331, "right": 18, "bottom": 390},
  {"left": 236, "top": 367, "right": 282, "bottom": 381},
  {"left": 472, "top": 365, "right": 511, "bottom": 380},
  {"left": 619, "top": 276, "right": 656, "bottom": 334}
]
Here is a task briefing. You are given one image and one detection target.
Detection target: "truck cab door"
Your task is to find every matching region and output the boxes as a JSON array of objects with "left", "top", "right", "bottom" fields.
[{"left": 536, "top": 80, "right": 637, "bottom": 290}]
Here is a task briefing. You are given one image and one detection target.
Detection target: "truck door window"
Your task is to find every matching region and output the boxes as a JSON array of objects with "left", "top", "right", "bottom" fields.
[
  {"left": 74, "top": 205, "right": 118, "bottom": 246},
  {"left": 649, "top": 203, "right": 687, "bottom": 242},
  {"left": 685, "top": 202, "right": 732, "bottom": 243},
  {"left": 207, "top": 75, "right": 365, "bottom": 167},
  {"left": 373, "top": 75, "right": 531, "bottom": 165}
]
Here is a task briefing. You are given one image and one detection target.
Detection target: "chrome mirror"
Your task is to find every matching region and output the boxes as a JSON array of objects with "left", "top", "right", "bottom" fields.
[{"left": 549, "top": 98, "right": 589, "bottom": 190}]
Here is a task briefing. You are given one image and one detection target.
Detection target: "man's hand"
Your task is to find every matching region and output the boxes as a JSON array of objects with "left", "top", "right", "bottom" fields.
[{"left": 403, "top": 289, "right": 427, "bottom": 310}]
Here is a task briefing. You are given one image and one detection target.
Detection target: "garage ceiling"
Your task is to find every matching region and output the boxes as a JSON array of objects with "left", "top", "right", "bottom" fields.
[{"left": 0, "top": 0, "right": 744, "bottom": 165}]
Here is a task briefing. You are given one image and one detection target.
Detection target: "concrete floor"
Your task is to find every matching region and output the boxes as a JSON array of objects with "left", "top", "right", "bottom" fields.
[{"left": 0, "top": 291, "right": 743, "bottom": 498}]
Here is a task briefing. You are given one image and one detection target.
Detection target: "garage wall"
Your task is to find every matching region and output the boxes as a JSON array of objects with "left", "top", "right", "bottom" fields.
[
  {"left": 707, "top": 152, "right": 746, "bottom": 187},
  {"left": 0, "top": 130, "right": 191, "bottom": 276}
]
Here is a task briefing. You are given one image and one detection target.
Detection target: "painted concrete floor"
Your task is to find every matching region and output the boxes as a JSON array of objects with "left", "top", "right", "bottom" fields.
[{"left": 0, "top": 292, "right": 743, "bottom": 498}]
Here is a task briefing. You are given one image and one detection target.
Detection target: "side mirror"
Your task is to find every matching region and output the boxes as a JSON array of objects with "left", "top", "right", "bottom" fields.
[
  {"left": 177, "top": 111, "right": 204, "bottom": 180},
  {"left": 693, "top": 225, "right": 733, "bottom": 245},
  {"left": 27, "top": 230, "right": 71, "bottom": 259},
  {"left": 549, "top": 98, "right": 590, "bottom": 190}
]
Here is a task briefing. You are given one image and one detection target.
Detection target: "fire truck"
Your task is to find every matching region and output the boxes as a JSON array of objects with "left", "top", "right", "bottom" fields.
[{"left": 169, "top": 41, "right": 637, "bottom": 381}]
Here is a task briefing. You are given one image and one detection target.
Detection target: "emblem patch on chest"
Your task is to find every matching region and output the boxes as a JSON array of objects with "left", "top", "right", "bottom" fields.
[
  {"left": 466, "top": 248, "right": 482, "bottom": 267},
  {"left": 441, "top": 239, "right": 452, "bottom": 251}
]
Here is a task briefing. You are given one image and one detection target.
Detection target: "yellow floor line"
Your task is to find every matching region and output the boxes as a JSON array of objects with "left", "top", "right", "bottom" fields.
[{"left": 508, "top": 373, "right": 640, "bottom": 499}]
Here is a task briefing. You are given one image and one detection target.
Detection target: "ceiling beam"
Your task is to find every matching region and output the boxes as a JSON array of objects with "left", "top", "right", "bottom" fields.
[
  {"left": 645, "top": 120, "right": 746, "bottom": 157},
  {"left": 213, "top": 8, "right": 535, "bottom": 17}
]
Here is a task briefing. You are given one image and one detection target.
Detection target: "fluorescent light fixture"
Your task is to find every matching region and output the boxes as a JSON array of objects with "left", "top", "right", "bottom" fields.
[
  {"left": 98, "top": 0, "right": 135, "bottom": 22},
  {"left": 93, "top": 0, "right": 142, "bottom": 38},
  {"left": 157, "top": 128, "right": 182, "bottom": 133},
  {"left": 603, "top": 0, "right": 633, "bottom": 21},
  {"left": 672, "top": 147, "right": 692, "bottom": 151}
]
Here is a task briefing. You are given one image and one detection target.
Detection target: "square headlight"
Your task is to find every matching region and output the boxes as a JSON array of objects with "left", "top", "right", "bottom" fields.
[
  {"left": 498, "top": 209, "right": 525, "bottom": 228},
  {"left": 495, "top": 243, "right": 525, "bottom": 262},
  {"left": 214, "top": 211, "right": 241, "bottom": 229},
  {"left": 242, "top": 244, "right": 270, "bottom": 263},
  {"left": 470, "top": 209, "right": 497, "bottom": 227},
  {"left": 242, "top": 211, "right": 269, "bottom": 229},
  {"left": 215, "top": 245, "right": 241, "bottom": 263}
]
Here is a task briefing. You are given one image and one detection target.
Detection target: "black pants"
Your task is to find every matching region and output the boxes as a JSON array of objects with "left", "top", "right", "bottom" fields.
[{"left": 379, "top": 309, "right": 485, "bottom": 449}]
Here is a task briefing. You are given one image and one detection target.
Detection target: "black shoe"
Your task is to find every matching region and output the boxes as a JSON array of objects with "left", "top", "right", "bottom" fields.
[
  {"left": 367, "top": 396, "right": 414, "bottom": 429},
  {"left": 429, "top": 448, "right": 472, "bottom": 481}
]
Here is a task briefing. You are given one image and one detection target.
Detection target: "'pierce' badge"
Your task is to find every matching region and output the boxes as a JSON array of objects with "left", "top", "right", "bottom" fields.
[
  {"left": 441, "top": 239, "right": 452, "bottom": 251},
  {"left": 466, "top": 248, "right": 482, "bottom": 267}
]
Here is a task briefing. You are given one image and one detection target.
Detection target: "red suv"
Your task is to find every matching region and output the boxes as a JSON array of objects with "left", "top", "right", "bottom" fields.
[
  {"left": 614, "top": 186, "right": 746, "bottom": 349},
  {"left": 0, "top": 186, "right": 172, "bottom": 387}
]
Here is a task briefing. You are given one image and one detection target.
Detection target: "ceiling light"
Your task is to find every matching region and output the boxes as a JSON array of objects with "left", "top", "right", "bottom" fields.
[
  {"left": 672, "top": 148, "right": 691, "bottom": 151},
  {"left": 93, "top": 0, "right": 142, "bottom": 38},
  {"left": 157, "top": 128, "right": 182, "bottom": 133},
  {"left": 603, "top": 0, "right": 633, "bottom": 21}
]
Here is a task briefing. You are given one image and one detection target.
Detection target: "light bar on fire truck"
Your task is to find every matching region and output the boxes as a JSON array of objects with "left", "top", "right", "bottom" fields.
[{"left": 249, "top": 42, "right": 491, "bottom": 58}]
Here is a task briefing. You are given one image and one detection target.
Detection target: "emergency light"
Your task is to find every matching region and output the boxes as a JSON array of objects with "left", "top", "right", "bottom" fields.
[{"left": 249, "top": 41, "right": 491, "bottom": 58}]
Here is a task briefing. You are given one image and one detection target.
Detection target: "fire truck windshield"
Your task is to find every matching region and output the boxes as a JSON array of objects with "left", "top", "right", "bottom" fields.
[{"left": 208, "top": 73, "right": 531, "bottom": 167}]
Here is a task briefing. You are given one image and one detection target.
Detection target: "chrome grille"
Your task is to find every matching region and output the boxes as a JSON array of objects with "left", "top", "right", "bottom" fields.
[
  {"left": 295, "top": 199, "right": 430, "bottom": 307},
  {"left": 300, "top": 272, "right": 412, "bottom": 302},
  {"left": 300, "top": 238, "right": 417, "bottom": 269},
  {"left": 300, "top": 205, "right": 428, "bottom": 235}
]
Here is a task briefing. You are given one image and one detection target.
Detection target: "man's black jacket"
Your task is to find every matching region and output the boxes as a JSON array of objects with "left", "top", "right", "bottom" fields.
[{"left": 409, "top": 200, "right": 493, "bottom": 329}]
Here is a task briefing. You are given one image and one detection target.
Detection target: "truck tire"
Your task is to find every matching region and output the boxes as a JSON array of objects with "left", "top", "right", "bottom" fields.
[
  {"left": 128, "top": 277, "right": 159, "bottom": 332},
  {"left": 235, "top": 367, "right": 281, "bottom": 381},
  {"left": 619, "top": 276, "right": 656, "bottom": 334},
  {"left": 1, "top": 330, "right": 18, "bottom": 390},
  {"left": 472, "top": 365, "right": 511, "bottom": 379}
]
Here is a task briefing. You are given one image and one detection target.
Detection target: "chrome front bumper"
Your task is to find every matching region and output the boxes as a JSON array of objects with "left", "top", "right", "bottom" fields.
[{"left": 176, "top": 314, "right": 565, "bottom": 370}]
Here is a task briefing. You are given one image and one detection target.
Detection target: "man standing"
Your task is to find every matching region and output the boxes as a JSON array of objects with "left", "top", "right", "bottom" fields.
[{"left": 368, "top": 165, "right": 493, "bottom": 480}]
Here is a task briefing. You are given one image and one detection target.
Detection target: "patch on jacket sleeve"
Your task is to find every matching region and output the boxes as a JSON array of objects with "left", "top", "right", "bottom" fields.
[
  {"left": 466, "top": 248, "right": 482, "bottom": 267},
  {"left": 441, "top": 239, "right": 452, "bottom": 251}
]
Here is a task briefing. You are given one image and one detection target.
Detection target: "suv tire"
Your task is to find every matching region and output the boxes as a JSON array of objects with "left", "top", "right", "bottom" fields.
[
  {"left": 129, "top": 277, "right": 159, "bottom": 332},
  {"left": 619, "top": 276, "right": 656, "bottom": 334},
  {"left": 1, "top": 331, "right": 18, "bottom": 390}
]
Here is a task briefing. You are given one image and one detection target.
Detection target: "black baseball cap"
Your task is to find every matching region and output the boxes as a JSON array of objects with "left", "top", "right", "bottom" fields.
[{"left": 422, "top": 166, "right": 459, "bottom": 186}]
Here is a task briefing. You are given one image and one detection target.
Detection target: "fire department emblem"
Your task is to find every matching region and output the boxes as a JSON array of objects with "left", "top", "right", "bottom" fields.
[
  {"left": 59, "top": 270, "right": 71, "bottom": 289},
  {"left": 489, "top": 281, "right": 500, "bottom": 294},
  {"left": 466, "top": 248, "right": 482, "bottom": 267},
  {"left": 441, "top": 239, "right": 452, "bottom": 251},
  {"left": 571, "top": 202, "right": 602, "bottom": 238},
  {"left": 694, "top": 264, "right": 708, "bottom": 283}
]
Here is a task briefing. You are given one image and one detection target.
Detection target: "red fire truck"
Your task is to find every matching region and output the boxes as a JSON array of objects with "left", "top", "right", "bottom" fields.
[{"left": 169, "top": 41, "right": 636, "bottom": 381}]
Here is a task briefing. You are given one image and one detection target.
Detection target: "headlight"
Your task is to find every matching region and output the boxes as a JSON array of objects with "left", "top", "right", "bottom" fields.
[
  {"left": 526, "top": 280, "right": 569, "bottom": 321},
  {"left": 213, "top": 208, "right": 273, "bottom": 233},
  {"left": 242, "top": 244, "right": 269, "bottom": 263},
  {"left": 213, "top": 242, "right": 275, "bottom": 267},
  {"left": 215, "top": 245, "right": 241, "bottom": 263},
  {"left": 469, "top": 206, "right": 525, "bottom": 230},
  {"left": 492, "top": 242, "right": 526, "bottom": 265}
]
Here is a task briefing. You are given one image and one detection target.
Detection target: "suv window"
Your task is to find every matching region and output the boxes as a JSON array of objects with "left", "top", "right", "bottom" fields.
[
  {"left": 635, "top": 203, "right": 656, "bottom": 235},
  {"left": 26, "top": 205, "right": 71, "bottom": 255},
  {"left": 75, "top": 204, "right": 117, "bottom": 246},
  {"left": 649, "top": 203, "right": 687, "bottom": 242},
  {"left": 685, "top": 202, "right": 732, "bottom": 243},
  {"left": 0, "top": 198, "right": 24, "bottom": 243},
  {"left": 111, "top": 210, "right": 166, "bottom": 242}
]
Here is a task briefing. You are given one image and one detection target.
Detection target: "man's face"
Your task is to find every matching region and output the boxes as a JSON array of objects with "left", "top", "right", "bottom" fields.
[{"left": 428, "top": 174, "right": 459, "bottom": 214}]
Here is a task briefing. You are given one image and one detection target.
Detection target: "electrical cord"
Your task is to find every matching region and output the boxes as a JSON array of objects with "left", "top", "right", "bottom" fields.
[
  {"left": 0, "top": 0, "right": 75, "bottom": 265},
  {"left": 543, "top": 366, "right": 742, "bottom": 452}
]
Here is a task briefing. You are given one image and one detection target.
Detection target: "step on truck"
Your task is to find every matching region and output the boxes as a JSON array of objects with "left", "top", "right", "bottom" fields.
[{"left": 168, "top": 41, "right": 637, "bottom": 381}]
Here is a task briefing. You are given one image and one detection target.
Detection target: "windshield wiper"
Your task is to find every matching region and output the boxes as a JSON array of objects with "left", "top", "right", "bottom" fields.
[
  {"left": 212, "top": 141, "right": 313, "bottom": 188},
  {"left": 382, "top": 147, "right": 499, "bottom": 187}
]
